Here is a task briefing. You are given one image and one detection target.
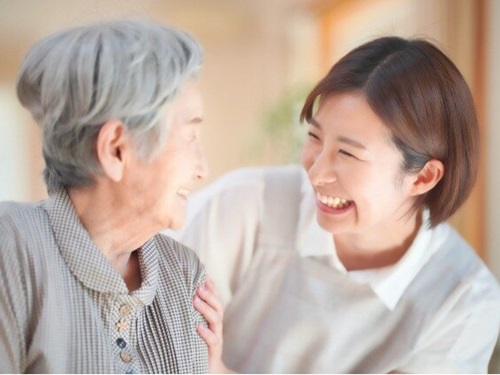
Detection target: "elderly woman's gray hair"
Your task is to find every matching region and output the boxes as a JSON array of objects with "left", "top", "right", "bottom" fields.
[{"left": 16, "top": 19, "right": 203, "bottom": 193}]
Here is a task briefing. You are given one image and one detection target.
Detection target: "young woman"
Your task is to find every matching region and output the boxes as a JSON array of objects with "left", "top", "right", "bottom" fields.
[{"left": 175, "top": 36, "right": 500, "bottom": 373}]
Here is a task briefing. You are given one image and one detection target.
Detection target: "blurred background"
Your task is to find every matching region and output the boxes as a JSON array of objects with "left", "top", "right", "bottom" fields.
[{"left": 1, "top": 0, "right": 499, "bottom": 370}]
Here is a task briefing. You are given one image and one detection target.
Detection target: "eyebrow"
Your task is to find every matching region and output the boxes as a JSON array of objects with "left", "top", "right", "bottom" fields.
[
  {"left": 189, "top": 117, "right": 203, "bottom": 124},
  {"left": 309, "top": 117, "right": 368, "bottom": 150}
]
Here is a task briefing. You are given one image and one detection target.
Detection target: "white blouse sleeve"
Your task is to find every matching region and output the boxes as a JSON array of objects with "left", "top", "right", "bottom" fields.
[{"left": 171, "top": 167, "right": 265, "bottom": 306}]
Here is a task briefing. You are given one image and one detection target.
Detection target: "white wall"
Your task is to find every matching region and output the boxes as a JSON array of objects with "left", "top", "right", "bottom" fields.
[{"left": 0, "top": 86, "right": 30, "bottom": 201}]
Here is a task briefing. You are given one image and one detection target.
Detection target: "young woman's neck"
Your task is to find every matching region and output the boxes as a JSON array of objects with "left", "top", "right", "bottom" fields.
[{"left": 334, "top": 210, "right": 422, "bottom": 271}]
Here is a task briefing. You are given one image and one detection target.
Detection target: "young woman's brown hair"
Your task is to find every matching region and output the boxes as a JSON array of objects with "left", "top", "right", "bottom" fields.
[{"left": 301, "top": 36, "right": 479, "bottom": 227}]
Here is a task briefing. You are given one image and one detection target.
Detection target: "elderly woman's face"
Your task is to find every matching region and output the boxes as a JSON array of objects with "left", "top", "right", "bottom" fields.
[{"left": 128, "top": 79, "right": 208, "bottom": 230}]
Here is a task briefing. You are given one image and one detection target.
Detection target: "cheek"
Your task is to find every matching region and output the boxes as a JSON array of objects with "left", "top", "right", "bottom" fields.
[
  {"left": 301, "top": 145, "right": 315, "bottom": 170},
  {"left": 167, "top": 147, "right": 200, "bottom": 184},
  {"left": 179, "top": 146, "right": 197, "bottom": 170},
  {"left": 353, "top": 171, "right": 397, "bottom": 203}
]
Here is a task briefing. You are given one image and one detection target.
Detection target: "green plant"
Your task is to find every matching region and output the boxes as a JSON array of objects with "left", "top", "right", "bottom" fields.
[{"left": 259, "top": 86, "right": 312, "bottom": 163}]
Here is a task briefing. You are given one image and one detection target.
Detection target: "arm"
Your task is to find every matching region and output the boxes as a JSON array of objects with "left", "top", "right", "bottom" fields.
[
  {"left": 0, "top": 272, "right": 22, "bottom": 373},
  {"left": 0, "top": 225, "right": 24, "bottom": 373}
]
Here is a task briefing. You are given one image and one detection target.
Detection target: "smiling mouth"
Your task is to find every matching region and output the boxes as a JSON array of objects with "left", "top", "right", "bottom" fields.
[
  {"left": 316, "top": 192, "right": 353, "bottom": 209},
  {"left": 177, "top": 188, "right": 190, "bottom": 198}
]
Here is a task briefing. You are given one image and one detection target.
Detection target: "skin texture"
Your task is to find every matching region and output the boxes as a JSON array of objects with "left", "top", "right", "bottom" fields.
[
  {"left": 69, "top": 79, "right": 208, "bottom": 279},
  {"left": 121, "top": 79, "right": 209, "bottom": 231},
  {"left": 302, "top": 92, "right": 442, "bottom": 270}
]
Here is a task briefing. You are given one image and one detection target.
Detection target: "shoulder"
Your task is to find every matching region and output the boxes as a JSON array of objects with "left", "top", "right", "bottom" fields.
[
  {"left": 155, "top": 233, "right": 202, "bottom": 267},
  {"left": 400, "top": 222, "right": 500, "bottom": 373},
  {"left": 0, "top": 199, "right": 53, "bottom": 283},
  {"left": 0, "top": 202, "right": 48, "bottom": 332},
  {"left": 180, "top": 166, "right": 267, "bottom": 232},
  {"left": 424, "top": 221, "right": 500, "bottom": 309},
  {"left": 437, "top": 223, "right": 498, "bottom": 284},
  {"left": 0, "top": 200, "right": 53, "bottom": 267},
  {"left": 0, "top": 200, "right": 48, "bottom": 258},
  {"left": 188, "top": 165, "right": 304, "bottom": 218},
  {"left": 154, "top": 233, "right": 206, "bottom": 284},
  {"left": 196, "top": 166, "right": 267, "bottom": 198},
  {"left": 196, "top": 164, "right": 303, "bottom": 198},
  {"left": 0, "top": 200, "right": 47, "bottom": 237},
  {"left": 406, "top": 221, "right": 500, "bottom": 317}
]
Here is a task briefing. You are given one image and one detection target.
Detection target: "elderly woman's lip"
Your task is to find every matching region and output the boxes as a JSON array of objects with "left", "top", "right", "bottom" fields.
[{"left": 177, "top": 188, "right": 191, "bottom": 198}]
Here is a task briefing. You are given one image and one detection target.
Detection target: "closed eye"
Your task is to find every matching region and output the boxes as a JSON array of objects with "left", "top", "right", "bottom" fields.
[
  {"left": 339, "top": 149, "right": 355, "bottom": 158},
  {"left": 307, "top": 131, "right": 319, "bottom": 140}
]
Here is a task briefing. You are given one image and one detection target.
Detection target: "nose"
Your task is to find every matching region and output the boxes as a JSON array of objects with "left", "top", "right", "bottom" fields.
[
  {"left": 196, "top": 152, "right": 210, "bottom": 180},
  {"left": 307, "top": 152, "right": 337, "bottom": 187}
]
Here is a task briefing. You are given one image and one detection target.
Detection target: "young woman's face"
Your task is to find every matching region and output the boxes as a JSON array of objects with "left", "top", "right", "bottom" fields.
[{"left": 301, "top": 93, "right": 417, "bottom": 237}]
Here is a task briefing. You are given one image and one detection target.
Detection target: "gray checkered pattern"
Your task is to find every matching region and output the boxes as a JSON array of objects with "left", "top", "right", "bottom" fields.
[{"left": 0, "top": 187, "right": 209, "bottom": 373}]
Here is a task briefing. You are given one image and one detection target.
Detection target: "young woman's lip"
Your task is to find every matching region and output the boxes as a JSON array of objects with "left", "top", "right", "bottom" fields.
[
  {"left": 316, "top": 199, "right": 354, "bottom": 214},
  {"left": 316, "top": 191, "right": 352, "bottom": 207}
]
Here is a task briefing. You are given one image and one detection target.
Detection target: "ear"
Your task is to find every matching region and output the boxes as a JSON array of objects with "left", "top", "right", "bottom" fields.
[
  {"left": 408, "top": 159, "right": 445, "bottom": 196},
  {"left": 96, "top": 120, "right": 129, "bottom": 182}
]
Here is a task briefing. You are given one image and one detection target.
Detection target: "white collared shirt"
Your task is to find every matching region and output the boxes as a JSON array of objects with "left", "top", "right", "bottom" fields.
[{"left": 171, "top": 165, "right": 500, "bottom": 373}]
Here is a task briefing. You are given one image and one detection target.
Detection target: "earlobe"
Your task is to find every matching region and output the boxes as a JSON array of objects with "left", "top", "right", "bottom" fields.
[
  {"left": 410, "top": 159, "right": 445, "bottom": 196},
  {"left": 96, "top": 120, "right": 127, "bottom": 182}
]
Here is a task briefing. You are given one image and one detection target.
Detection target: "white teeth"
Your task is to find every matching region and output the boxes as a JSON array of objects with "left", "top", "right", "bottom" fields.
[
  {"left": 177, "top": 189, "right": 190, "bottom": 198},
  {"left": 316, "top": 192, "right": 350, "bottom": 209}
]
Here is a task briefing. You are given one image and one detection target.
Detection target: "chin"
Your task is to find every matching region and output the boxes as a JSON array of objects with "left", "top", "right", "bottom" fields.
[
  {"left": 167, "top": 217, "right": 185, "bottom": 231},
  {"left": 316, "top": 214, "right": 347, "bottom": 235}
]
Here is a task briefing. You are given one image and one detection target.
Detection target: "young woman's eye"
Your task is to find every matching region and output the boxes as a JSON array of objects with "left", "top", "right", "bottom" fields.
[
  {"left": 307, "top": 131, "right": 319, "bottom": 140},
  {"left": 338, "top": 149, "right": 355, "bottom": 158}
]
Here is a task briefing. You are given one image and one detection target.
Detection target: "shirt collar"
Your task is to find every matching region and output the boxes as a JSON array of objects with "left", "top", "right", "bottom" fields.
[
  {"left": 43, "top": 187, "right": 159, "bottom": 306},
  {"left": 348, "top": 213, "right": 447, "bottom": 310},
  {"left": 297, "top": 177, "right": 445, "bottom": 310}
]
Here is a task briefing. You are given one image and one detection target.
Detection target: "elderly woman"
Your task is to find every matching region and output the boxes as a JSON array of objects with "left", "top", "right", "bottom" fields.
[{"left": 0, "top": 20, "right": 223, "bottom": 373}]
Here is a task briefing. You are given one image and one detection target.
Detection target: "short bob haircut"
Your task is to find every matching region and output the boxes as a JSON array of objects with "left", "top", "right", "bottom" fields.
[
  {"left": 300, "top": 36, "right": 479, "bottom": 227},
  {"left": 17, "top": 19, "right": 203, "bottom": 194}
]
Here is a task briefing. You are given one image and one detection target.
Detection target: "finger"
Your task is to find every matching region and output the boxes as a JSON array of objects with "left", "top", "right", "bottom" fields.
[
  {"left": 196, "top": 323, "right": 219, "bottom": 347},
  {"left": 197, "top": 284, "right": 224, "bottom": 316},
  {"left": 194, "top": 295, "right": 222, "bottom": 330},
  {"left": 205, "top": 276, "right": 220, "bottom": 297},
  {"left": 197, "top": 284, "right": 223, "bottom": 315}
]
